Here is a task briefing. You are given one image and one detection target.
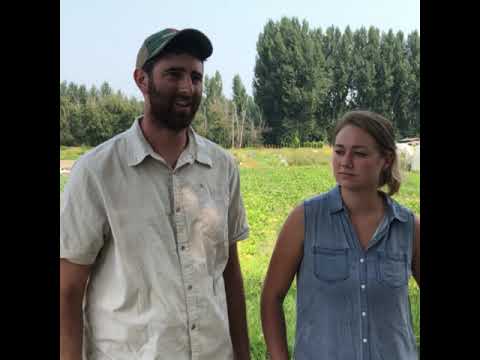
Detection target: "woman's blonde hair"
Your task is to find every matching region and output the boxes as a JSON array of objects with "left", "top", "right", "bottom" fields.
[{"left": 332, "top": 110, "right": 402, "bottom": 196}]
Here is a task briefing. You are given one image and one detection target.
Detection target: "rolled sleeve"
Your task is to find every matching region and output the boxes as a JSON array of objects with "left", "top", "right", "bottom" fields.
[{"left": 60, "top": 158, "right": 108, "bottom": 265}]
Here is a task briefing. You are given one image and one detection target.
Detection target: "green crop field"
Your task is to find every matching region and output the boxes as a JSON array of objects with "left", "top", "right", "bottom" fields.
[{"left": 60, "top": 146, "right": 420, "bottom": 358}]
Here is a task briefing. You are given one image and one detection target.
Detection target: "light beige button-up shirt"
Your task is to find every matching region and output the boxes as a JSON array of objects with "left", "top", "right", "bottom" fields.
[{"left": 60, "top": 117, "right": 249, "bottom": 360}]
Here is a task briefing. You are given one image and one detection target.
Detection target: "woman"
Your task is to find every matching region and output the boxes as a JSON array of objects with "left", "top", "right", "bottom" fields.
[{"left": 261, "top": 110, "right": 420, "bottom": 360}]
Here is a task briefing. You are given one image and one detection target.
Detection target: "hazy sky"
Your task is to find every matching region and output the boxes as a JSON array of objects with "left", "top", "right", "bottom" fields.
[{"left": 60, "top": 0, "right": 420, "bottom": 99}]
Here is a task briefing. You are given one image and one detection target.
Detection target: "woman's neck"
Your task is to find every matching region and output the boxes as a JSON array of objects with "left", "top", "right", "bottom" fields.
[{"left": 339, "top": 186, "right": 385, "bottom": 216}]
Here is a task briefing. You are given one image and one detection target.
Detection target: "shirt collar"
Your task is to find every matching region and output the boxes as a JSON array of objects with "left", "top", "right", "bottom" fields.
[
  {"left": 328, "top": 185, "right": 408, "bottom": 223},
  {"left": 125, "top": 116, "right": 153, "bottom": 167},
  {"left": 125, "top": 116, "right": 213, "bottom": 168},
  {"left": 328, "top": 185, "right": 345, "bottom": 214},
  {"left": 189, "top": 128, "right": 213, "bottom": 167},
  {"left": 384, "top": 194, "right": 409, "bottom": 223}
]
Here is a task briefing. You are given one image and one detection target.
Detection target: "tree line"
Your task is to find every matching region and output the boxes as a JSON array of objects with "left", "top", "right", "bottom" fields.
[
  {"left": 60, "top": 81, "right": 144, "bottom": 146},
  {"left": 60, "top": 17, "right": 419, "bottom": 148},
  {"left": 255, "top": 17, "right": 420, "bottom": 145}
]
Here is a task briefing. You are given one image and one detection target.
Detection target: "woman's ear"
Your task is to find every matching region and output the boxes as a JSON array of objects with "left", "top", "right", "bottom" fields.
[{"left": 383, "top": 151, "right": 394, "bottom": 170}]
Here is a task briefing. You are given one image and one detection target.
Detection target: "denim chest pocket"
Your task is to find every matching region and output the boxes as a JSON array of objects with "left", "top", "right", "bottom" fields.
[
  {"left": 377, "top": 252, "right": 408, "bottom": 287},
  {"left": 313, "top": 247, "right": 350, "bottom": 282}
]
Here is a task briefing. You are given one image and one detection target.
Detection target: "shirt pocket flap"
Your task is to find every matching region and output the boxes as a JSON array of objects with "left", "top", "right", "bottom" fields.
[
  {"left": 377, "top": 252, "right": 408, "bottom": 287},
  {"left": 313, "top": 247, "right": 350, "bottom": 282}
]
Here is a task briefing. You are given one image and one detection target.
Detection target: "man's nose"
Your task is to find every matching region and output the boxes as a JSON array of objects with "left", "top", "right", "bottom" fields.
[{"left": 178, "top": 75, "right": 193, "bottom": 95}]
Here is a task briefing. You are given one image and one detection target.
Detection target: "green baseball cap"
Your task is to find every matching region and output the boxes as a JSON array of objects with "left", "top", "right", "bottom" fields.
[{"left": 136, "top": 28, "right": 213, "bottom": 69}]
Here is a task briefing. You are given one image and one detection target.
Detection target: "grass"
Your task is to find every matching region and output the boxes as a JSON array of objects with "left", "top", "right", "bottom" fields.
[
  {"left": 230, "top": 147, "right": 332, "bottom": 168},
  {"left": 60, "top": 145, "right": 91, "bottom": 160},
  {"left": 60, "top": 175, "right": 68, "bottom": 192},
  {"left": 60, "top": 146, "right": 420, "bottom": 358}
]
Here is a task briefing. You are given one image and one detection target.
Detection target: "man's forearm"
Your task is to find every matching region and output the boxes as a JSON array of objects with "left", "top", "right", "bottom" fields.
[
  {"left": 223, "top": 243, "right": 251, "bottom": 360},
  {"left": 60, "top": 293, "right": 84, "bottom": 360},
  {"left": 225, "top": 276, "right": 250, "bottom": 360}
]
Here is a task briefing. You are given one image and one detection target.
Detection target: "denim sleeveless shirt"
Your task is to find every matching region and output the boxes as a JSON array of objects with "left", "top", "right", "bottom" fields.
[{"left": 295, "top": 186, "right": 418, "bottom": 360}]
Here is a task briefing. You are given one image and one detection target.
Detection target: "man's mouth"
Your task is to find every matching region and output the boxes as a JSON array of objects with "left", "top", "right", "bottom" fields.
[{"left": 174, "top": 98, "right": 192, "bottom": 108}]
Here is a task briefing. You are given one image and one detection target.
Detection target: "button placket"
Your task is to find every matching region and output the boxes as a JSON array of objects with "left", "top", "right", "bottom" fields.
[
  {"left": 172, "top": 173, "right": 199, "bottom": 352},
  {"left": 358, "top": 252, "right": 370, "bottom": 359}
]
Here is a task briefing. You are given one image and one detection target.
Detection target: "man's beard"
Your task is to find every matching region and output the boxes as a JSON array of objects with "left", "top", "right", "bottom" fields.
[{"left": 148, "top": 82, "right": 201, "bottom": 132}]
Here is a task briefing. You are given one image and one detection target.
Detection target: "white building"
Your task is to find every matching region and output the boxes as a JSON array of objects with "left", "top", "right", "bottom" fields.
[{"left": 396, "top": 138, "right": 420, "bottom": 172}]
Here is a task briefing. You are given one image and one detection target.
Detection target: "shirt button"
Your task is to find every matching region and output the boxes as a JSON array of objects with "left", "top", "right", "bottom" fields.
[
  {"left": 191, "top": 324, "right": 196, "bottom": 330},
  {"left": 361, "top": 284, "right": 366, "bottom": 290},
  {"left": 181, "top": 245, "right": 185, "bottom": 251},
  {"left": 362, "top": 312, "right": 366, "bottom": 317},
  {"left": 360, "top": 258, "right": 365, "bottom": 263},
  {"left": 363, "top": 338, "right": 368, "bottom": 343},
  {"left": 188, "top": 285, "right": 192, "bottom": 290}
]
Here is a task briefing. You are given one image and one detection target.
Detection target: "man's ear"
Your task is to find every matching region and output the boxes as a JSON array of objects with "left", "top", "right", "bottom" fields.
[{"left": 133, "top": 68, "right": 149, "bottom": 95}]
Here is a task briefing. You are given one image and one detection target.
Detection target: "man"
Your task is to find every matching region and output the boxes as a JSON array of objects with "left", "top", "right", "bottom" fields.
[{"left": 60, "top": 28, "right": 251, "bottom": 360}]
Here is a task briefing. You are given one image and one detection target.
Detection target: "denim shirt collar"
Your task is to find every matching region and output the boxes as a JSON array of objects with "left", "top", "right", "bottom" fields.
[{"left": 328, "top": 185, "right": 408, "bottom": 223}]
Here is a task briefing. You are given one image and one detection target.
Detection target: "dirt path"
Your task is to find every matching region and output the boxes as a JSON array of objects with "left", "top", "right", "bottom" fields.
[{"left": 60, "top": 160, "right": 75, "bottom": 174}]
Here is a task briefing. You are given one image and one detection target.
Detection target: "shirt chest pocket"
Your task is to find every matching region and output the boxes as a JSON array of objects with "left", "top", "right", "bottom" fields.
[
  {"left": 376, "top": 252, "right": 408, "bottom": 287},
  {"left": 184, "top": 183, "right": 230, "bottom": 277},
  {"left": 312, "top": 247, "right": 350, "bottom": 282}
]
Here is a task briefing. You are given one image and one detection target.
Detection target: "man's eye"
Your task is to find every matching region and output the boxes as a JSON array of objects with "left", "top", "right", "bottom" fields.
[
  {"left": 334, "top": 150, "right": 344, "bottom": 155},
  {"left": 355, "top": 152, "right": 367, "bottom": 157},
  {"left": 192, "top": 75, "right": 202, "bottom": 83},
  {"left": 166, "top": 71, "right": 182, "bottom": 78}
]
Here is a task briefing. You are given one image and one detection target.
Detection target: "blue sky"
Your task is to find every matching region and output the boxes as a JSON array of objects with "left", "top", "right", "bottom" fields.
[{"left": 60, "top": 0, "right": 420, "bottom": 99}]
